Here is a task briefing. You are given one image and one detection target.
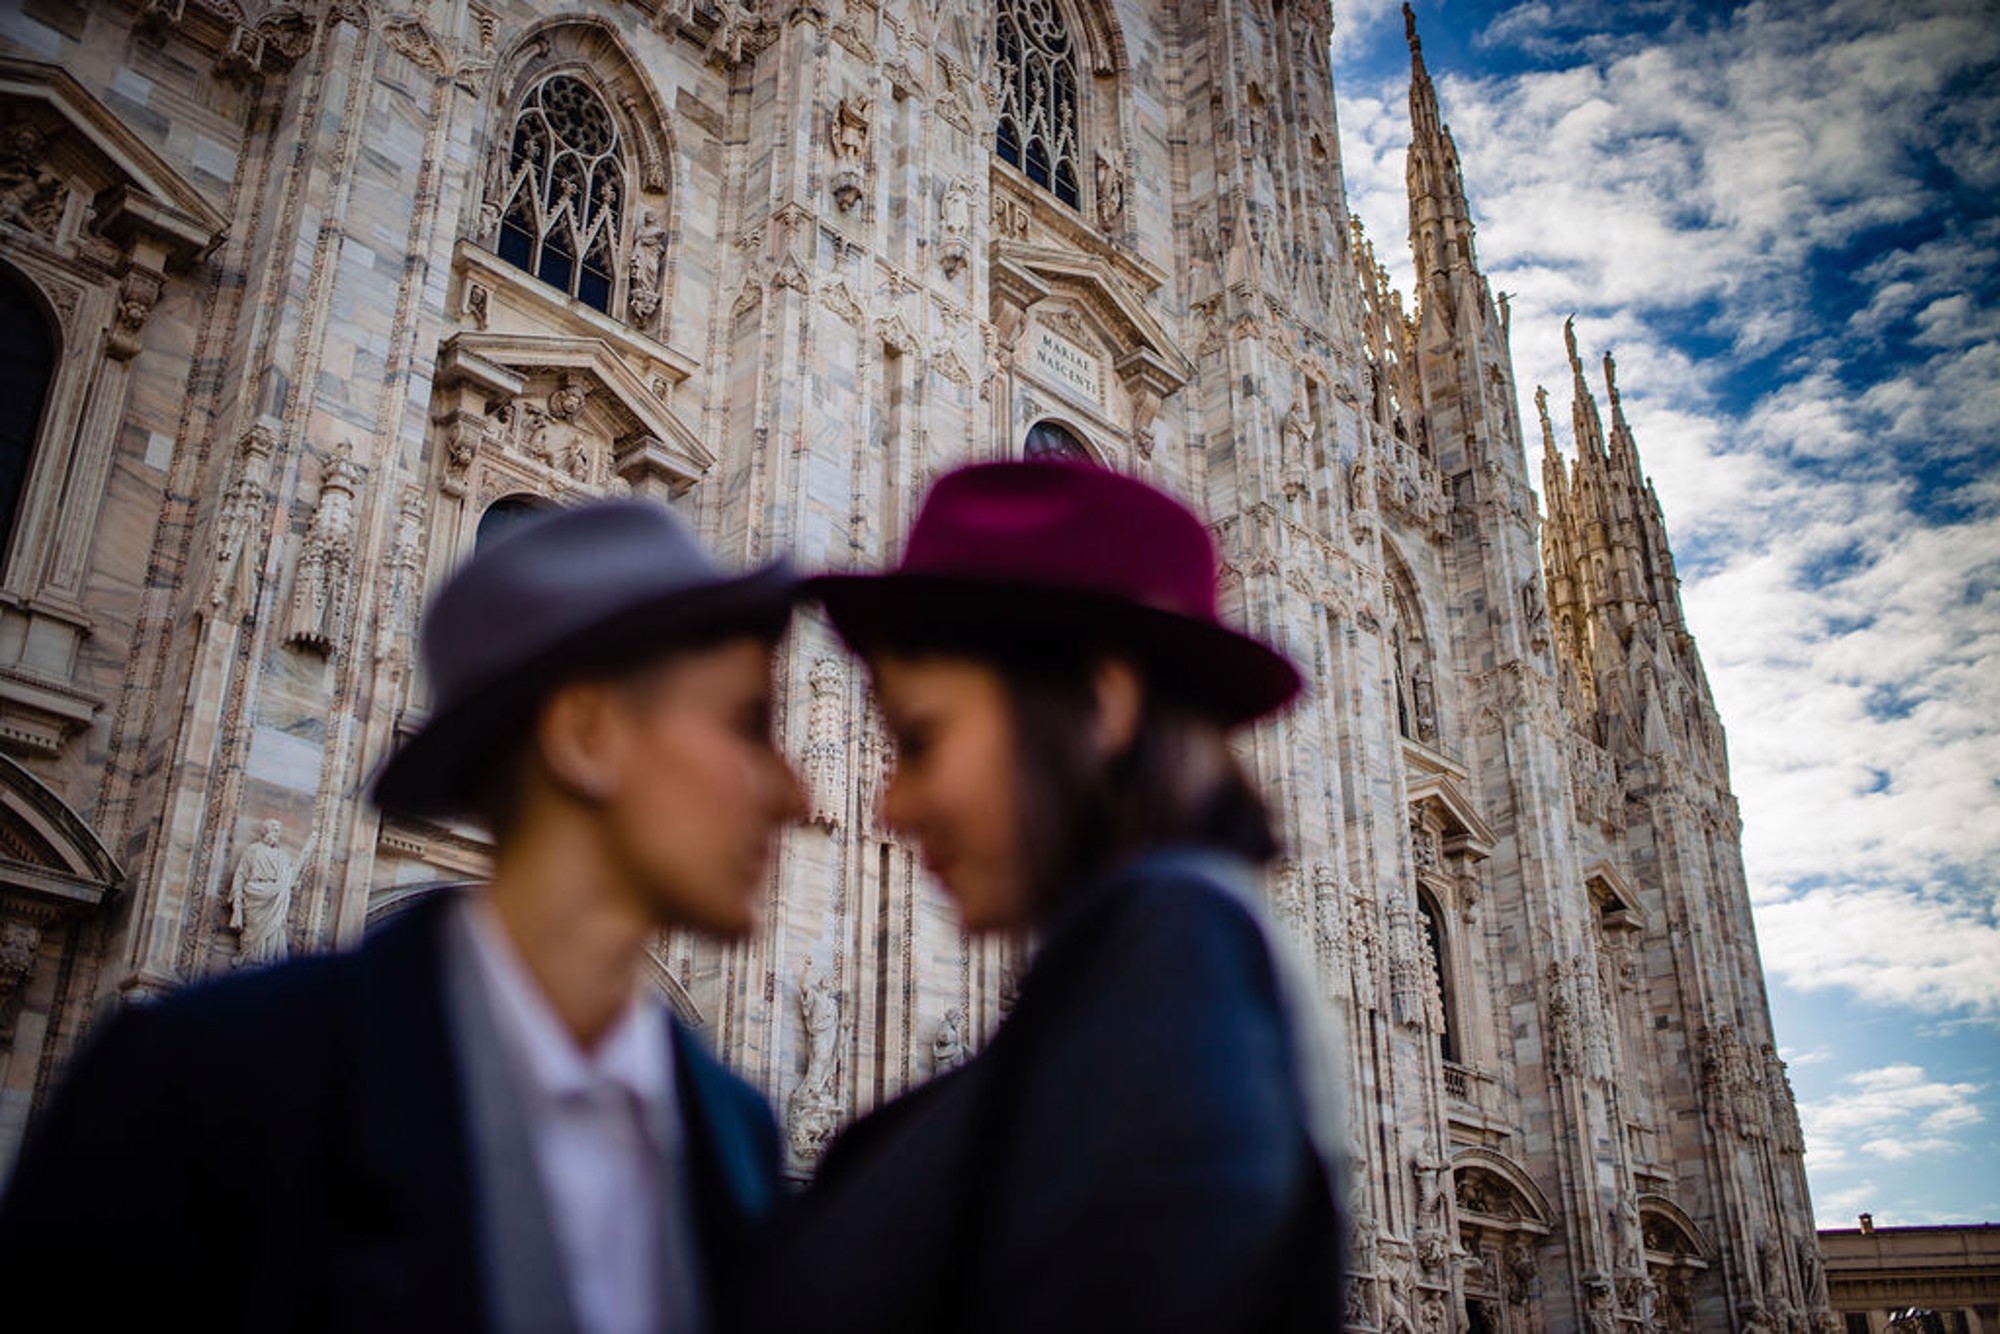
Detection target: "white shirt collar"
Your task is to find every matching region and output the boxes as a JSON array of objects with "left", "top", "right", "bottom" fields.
[{"left": 459, "top": 894, "right": 674, "bottom": 1119}]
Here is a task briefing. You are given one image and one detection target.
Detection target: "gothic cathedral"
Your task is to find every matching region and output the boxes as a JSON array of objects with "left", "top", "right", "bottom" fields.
[{"left": 0, "top": 0, "right": 1829, "bottom": 1328}]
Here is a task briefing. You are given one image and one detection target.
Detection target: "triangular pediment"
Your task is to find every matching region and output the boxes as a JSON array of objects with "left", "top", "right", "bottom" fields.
[
  {"left": 0, "top": 57, "right": 227, "bottom": 263},
  {"left": 0, "top": 753, "right": 121, "bottom": 913},
  {"left": 1406, "top": 768, "right": 1495, "bottom": 861},
  {"left": 992, "top": 240, "right": 1191, "bottom": 399},
  {"left": 441, "top": 332, "right": 716, "bottom": 486}
]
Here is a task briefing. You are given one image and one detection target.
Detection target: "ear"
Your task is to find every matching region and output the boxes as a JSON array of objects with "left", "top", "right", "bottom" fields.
[
  {"left": 535, "top": 680, "right": 621, "bottom": 805},
  {"left": 1090, "top": 657, "right": 1144, "bottom": 761}
]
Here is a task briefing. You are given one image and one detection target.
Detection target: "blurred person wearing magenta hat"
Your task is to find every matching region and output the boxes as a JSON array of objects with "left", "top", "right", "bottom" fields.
[{"left": 728, "top": 460, "right": 1345, "bottom": 1334}]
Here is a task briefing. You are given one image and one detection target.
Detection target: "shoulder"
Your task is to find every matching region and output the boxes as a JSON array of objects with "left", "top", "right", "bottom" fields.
[{"left": 1036, "top": 854, "right": 1282, "bottom": 1017}]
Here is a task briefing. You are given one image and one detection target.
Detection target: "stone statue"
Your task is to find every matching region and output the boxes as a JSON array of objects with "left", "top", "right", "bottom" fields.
[
  {"left": 798, "top": 964, "right": 840, "bottom": 1098},
  {"left": 228, "top": 819, "right": 315, "bottom": 966},
  {"left": 933, "top": 1005, "right": 967, "bottom": 1071},
  {"left": 627, "top": 207, "right": 667, "bottom": 321},
  {"left": 1584, "top": 1277, "right": 1617, "bottom": 1334},
  {"left": 1094, "top": 150, "right": 1124, "bottom": 230},
  {"left": 0, "top": 125, "right": 65, "bottom": 236},
  {"left": 210, "top": 426, "right": 274, "bottom": 614},
  {"left": 829, "top": 96, "right": 871, "bottom": 211},
  {"left": 1280, "top": 399, "right": 1311, "bottom": 499},
  {"left": 284, "top": 441, "right": 362, "bottom": 654},
  {"left": 938, "top": 179, "right": 972, "bottom": 276},
  {"left": 787, "top": 961, "right": 845, "bottom": 1162}
]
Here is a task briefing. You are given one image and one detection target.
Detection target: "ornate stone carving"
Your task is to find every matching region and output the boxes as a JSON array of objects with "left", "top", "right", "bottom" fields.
[
  {"left": 937, "top": 177, "right": 972, "bottom": 276},
  {"left": 829, "top": 95, "right": 871, "bottom": 212},
  {"left": 1280, "top": 400, "right": 1313, "bottom": 501},
  {"left": 108, "top": 266, "right": 164, "bottom": 361},
  {"left": 627, "top": 207, "right": 667, "bottom": 323},
  {"left": 787, "top": 961, "right": 844, "bottom": 1162},
  {"left": 285, "top": 440, "right": 363, "bottom": 655},
  {"left": 375, "top": 487, "right": 427, "bottom": 667},
  {"left": 228, "top": 818, "right": 315, "bottom": 967},
  {"left": 0, "top": 124, "right": 67, "bottom": 239},
  {"left": 932, "top": 1006, "right": 966, "bottom": 1072},
  {"left": 209, "top": 426, "right": 275, "bottom": 615},
  {"left": 802, "top": 656, "right": 845, "bottom": 829},
  {"left": 0, "top": 919, "right": 41, "bottom": 1041},
  {"left": 1093, "top": 150, "right": 1124, "bottom": 231}
]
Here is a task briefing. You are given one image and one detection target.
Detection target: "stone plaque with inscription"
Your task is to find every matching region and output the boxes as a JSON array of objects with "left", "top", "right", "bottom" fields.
[{"left": 1030, "top": 325, "right": 1105, "bottom": 407}]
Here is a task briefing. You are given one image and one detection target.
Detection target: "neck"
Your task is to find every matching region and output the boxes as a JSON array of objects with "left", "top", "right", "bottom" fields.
[{"left": 484, "top": 815, "right": 654, "bottom": 1051}]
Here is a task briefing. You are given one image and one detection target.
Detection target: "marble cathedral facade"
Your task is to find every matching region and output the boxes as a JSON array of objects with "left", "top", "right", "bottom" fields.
[{"left": 0, "top": 0, "right": 1830, "bottom": 1328}]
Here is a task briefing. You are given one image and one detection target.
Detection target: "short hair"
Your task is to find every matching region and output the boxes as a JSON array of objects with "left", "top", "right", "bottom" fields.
[{"left": 469, "top": 621, "right": 785, "bottom": 839}]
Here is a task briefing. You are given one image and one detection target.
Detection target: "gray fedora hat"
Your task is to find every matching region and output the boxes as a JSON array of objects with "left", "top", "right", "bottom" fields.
[{"left": 371, "top": 499, "right": 798, "bottom": 820}]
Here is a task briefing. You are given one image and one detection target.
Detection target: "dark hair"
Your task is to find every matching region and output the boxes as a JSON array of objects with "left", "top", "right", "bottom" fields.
[
  {"left": 470, "top": 619, "right": 787, "bottom": 839},
  {"left": 863, "top": 624, "right": 1280, "bottom": 921}
]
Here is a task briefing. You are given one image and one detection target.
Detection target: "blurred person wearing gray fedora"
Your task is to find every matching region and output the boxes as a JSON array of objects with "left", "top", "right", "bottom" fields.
[{"left": 0, "top": 500, "right": 807, "bottom": 1334}]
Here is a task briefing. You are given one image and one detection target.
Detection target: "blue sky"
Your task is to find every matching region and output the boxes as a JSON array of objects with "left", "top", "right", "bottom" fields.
[{"left": 1328, "top": 0, "right": 2000, "bottom": 1225}]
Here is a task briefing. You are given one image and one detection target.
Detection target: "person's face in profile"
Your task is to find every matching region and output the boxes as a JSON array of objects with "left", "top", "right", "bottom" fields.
[
  {"left": 873, "top": 654, "right": 1030, "bottom": 933},
  {"left": 591, "top": 636, "right": 805, "bottom": 935}
]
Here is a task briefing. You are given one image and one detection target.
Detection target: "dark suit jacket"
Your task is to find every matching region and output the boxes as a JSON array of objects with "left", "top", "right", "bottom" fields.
[
  {"left": 726, "top": 851, "right": 1344, "bottom": 1334},
  {"left": 0, "top": 893, "right": 783, "bottom": 1332}
]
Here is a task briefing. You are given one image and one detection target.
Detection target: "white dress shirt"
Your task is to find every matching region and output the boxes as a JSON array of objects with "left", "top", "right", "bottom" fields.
[{"left": 460, "top": 897, "right": 680, "bottom": 1334}]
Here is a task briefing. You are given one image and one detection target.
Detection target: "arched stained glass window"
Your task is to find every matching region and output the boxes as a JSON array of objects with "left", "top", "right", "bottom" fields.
[
  {"left": 996, "top": 0, "right": 1081, "bottom": 210},
  {"left": 1023, "top": 419, "right": 1092, "bottom": 463},
  {"left": 495, "top": 74, "right": 625, "bottom": 313},
  {"left": 0, "top": 268, "right": 53, "bottom": 573}
]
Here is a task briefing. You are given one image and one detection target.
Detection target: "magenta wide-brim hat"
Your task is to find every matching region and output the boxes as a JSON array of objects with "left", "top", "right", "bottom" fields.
[{"left": 809, "top": 461, "right": 1302, "bottom": 726}]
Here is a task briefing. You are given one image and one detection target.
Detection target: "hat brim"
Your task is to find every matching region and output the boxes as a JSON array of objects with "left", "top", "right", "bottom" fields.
[
  {"left": 371, "top": 561, "right": 801, "bottom": 821},
  {"left": 807, "top": 571, "right": 1302, "bottom": 726}
]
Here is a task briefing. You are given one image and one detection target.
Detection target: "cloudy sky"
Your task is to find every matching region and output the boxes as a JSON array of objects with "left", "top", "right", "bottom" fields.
[{"left": 1330, "top": 0, "right": 1999, "bottom": 1224}]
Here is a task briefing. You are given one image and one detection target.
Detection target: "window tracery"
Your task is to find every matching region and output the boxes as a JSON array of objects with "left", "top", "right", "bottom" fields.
[
  {"left": 494, "top": 74, "right": 626, "bottom": 314},
  {"left": 995, "top": 0, "right": 1082, "bottom": 210}
]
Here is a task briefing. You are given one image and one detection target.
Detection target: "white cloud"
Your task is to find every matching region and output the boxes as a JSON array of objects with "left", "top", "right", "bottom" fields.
[
  {"left": 1796, "top": 1063, "right": 1986, "bottom": 1173},
  {"left": 1336, "top": 0, "right": 2000, "bottom": 1022}
]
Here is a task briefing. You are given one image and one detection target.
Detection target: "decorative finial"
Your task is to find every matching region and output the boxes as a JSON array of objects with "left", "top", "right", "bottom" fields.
[
  {"left": 1563, "top": 316, "right": 1581, "bottom": 370},
  {"left": 1603, "top": 350, "right": 1621, "bottom": 406},
  {"left": 1404, "top": 3, "right": 1422, "bottom": 53}
]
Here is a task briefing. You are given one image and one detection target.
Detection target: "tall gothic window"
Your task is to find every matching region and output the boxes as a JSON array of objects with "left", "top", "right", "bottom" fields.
[
  {"left": 495, "top": 75, "right": 625, "bottom": 314},
  {"left": 1418, "top": 894, "right": 1458, "bottom": 1063},
  {"left": 996, "top": 0, "right": 1082, "bottom": 210},
  {"left": 0, "top": 268, "right": 53, "bottom": 572}
]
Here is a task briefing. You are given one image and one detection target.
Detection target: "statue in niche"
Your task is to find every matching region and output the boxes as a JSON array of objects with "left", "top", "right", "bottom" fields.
[
  {"left": 285, "top": 441, "right": 362, "bottom": 654},
  {"left": 628, "top": 207, "right": 667, "bottom": 322},
  {"left": 1279, "top": 400, "right": 1311, "bottom": 499},
  {"left": 829, "top": 96, "right": 871, "bottom": 211},
  {"left": 210, "top": 426, "right": 275, "bottom": 614},
  {"left": 1583, "top": 1277, "right": 1617, "bottom": 1334},
  {"left": 938, "top": 179, "right": 972, "bottom": 276},
  {"left": 229, "top": 819, "right": 315, "bottom": 967},
  {"left": 1094, "top": 151, "right": 1124, "bottom": 231},
  {"left": 1522, "top": 575, "right": 1551, "bottom": 654},
  {"left": 1505, "top": 1238, "right": 1538, "bottom": 1304},
  {"left": 788, "top": 962, "right": 844, "bottom": 1161},
  {"left": 1411, "top": 663, "right": 1437, "bottom": 741},
  {"left": 932, "top": 1006, "right": 967, "bottom": 1071}
]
